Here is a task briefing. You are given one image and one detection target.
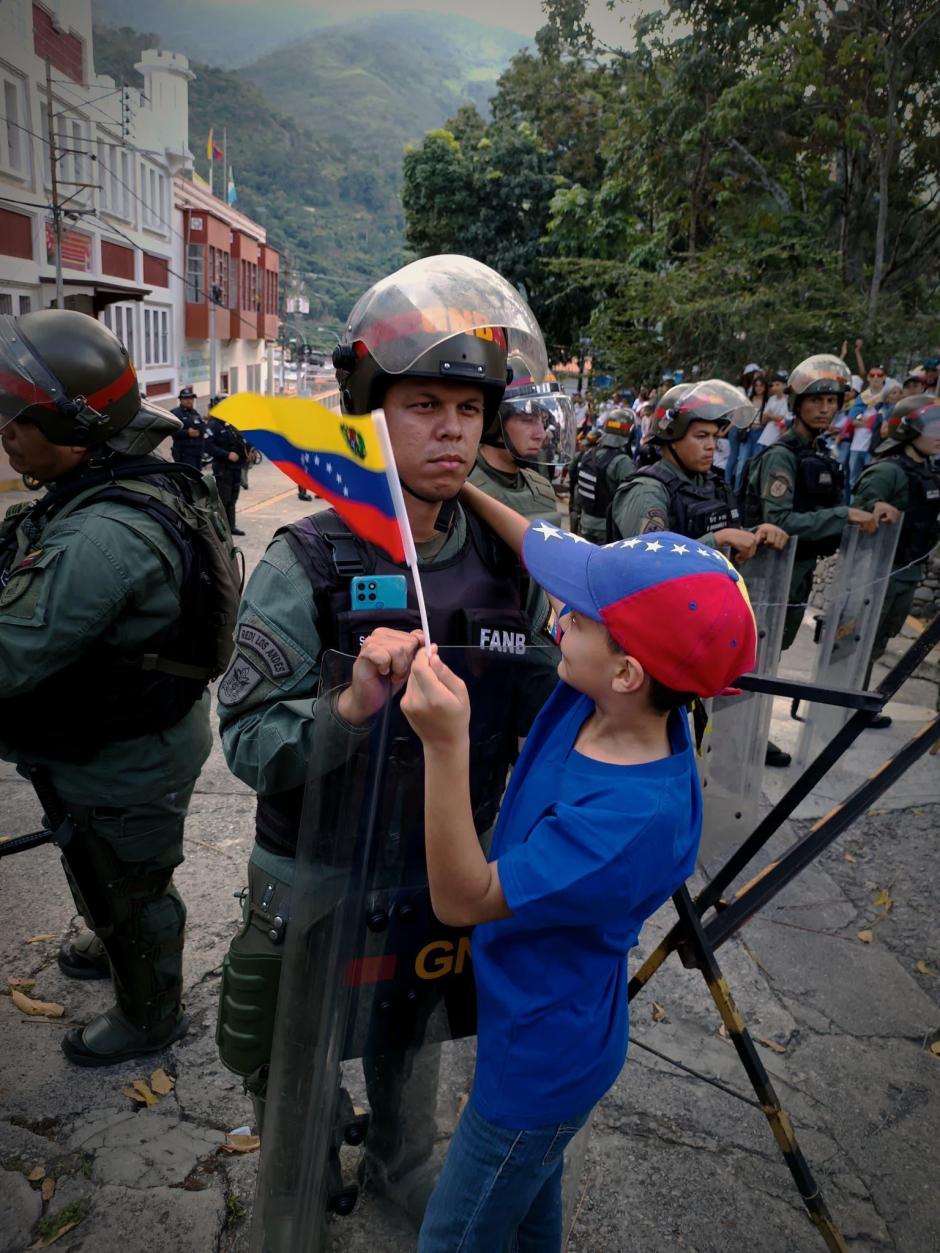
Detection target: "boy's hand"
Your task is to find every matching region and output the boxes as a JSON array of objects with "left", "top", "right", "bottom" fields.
[
  {"left": 336, "top": 628, "right": 423, "bottom": 725},
  {"left": 401, "top": 647, "right": 470, "bottom": 749}
]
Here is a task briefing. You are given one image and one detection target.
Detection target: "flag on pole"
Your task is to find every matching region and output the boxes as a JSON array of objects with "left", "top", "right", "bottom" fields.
[
  {"left": 192, "top": 169, "right": 210, "bottom": 190},
  {"left": 207, "top": 128, "right": 223, "bottom": 161},
  {"left": 227, "top": 168, "right": 237, "bottom": 205},
  {"left": 212, "top": 395, "right": 407, "bottom": 562}
]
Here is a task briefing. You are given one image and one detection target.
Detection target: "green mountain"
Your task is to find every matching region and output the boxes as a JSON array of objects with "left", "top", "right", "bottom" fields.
[{"left": 92, "top": 14, "right": 525, "bottom": 329}]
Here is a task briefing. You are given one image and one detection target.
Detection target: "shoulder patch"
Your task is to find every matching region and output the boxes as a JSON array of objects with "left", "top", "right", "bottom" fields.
[
  {"left": 768, "top": 473, "right": 792, "bottom": 499},
  {"left": 640, "top": 509, "right": 669, "bottom": 533},
  {"left": 218, "top": 656, "right": 265, "bottom": 706},
  {"left": 236, "top": 622, "right": 293, "bottom": 679}
]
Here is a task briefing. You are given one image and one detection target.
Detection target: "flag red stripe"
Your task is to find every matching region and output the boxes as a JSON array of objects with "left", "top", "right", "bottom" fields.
[
  {"left": 272, "top": 459, "right": 406, "bottom": 563},
  {"left": 344, "top": 955, "right": 398, "bottom": 986}
]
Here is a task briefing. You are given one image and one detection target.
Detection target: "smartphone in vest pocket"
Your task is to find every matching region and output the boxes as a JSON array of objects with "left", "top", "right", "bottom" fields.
[{"left": 350, "top": 574, "right": 408, "bottom": 611}]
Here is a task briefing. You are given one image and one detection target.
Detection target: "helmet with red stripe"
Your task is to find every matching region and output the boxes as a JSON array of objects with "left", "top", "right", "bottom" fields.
[{"left": 0, "top": 309, "right": 180, "bottom": 451}]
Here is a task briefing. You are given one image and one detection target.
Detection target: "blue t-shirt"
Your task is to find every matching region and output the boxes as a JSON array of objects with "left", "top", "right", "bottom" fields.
[{"left": 471, "top": 681, "right": 702, "bottom": 1129}]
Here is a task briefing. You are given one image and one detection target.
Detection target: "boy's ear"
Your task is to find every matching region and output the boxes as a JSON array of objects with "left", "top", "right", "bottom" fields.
[{"left": 610, "top": 653, "right": 646, "bottom": 695}]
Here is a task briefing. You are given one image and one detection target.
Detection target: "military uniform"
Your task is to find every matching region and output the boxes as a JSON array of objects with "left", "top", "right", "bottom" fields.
[
  {"left": 206, "top": 417, "right": 248, "bottom": 532},
  {"left": 573, "top": 431, "right": 635, "bottom": 541},
  {"left": 853, "top": 450, "right": 940, "bottom": 668},
  {"left": 170, "top": 404, "right": 207, "bottom": 468},
  {"left": 467, "top": 451, "right": 560, "bottom": 527},
  {"left": 609, "top": 458, "right": 739, "bottom": 545},
  {"left": 743, "top": 428, "right": 847, "bottom": 648}
]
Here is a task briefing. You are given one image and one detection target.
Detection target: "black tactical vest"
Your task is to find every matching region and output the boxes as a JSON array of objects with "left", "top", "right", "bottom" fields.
[
  {"left": 609, "top": 462, "right": 739, "bottom": 541},
  {"left": 742, "top": 433, "right": 845, "bottom": 559},
  {"left": 577, "top": 446, "right": 626, "bottom": 519},
  {"left": 880, "top": 451, "right": 940, "bottom": 567},
  {"left": 0, "top": 461, "right": 211, "bottom": 763},
  {"left": 254, "top": 508, "right": 541, "bottom": 858}
]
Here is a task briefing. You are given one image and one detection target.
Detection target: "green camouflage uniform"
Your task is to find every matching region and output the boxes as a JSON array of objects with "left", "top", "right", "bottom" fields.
[
  {"left": 610, "top": 458, "right": 722, "bottom": 547},
  {"left": 747, "top": 429, "right": 850, "bottom": 649},
  {"left": 0, "top": 483, "right": 211, "bottom": 1035},
  {"left": 572, "top": 432, "right": 634, "bottom": 542}
]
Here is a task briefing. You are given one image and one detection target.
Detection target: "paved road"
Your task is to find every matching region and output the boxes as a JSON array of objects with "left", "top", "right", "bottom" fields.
[{"left": 1, "top": 456, "right": 938, "bottom": 1252}]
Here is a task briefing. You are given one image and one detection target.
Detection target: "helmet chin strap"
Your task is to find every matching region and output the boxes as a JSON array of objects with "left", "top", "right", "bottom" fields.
[
  {"left": 666, "top": 443, "right": 694, "bottom": 476},
  {"left": 399, "top": 478, "right": 460, "bottom": 534}
]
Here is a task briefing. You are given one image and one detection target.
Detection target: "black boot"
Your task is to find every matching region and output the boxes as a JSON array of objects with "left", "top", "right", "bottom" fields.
[
  {"left": 765, "top": 740, "right": 791, "bottom": 768},
  {"left": 58, "top": 930, "right": 110, "bottom": 980}
]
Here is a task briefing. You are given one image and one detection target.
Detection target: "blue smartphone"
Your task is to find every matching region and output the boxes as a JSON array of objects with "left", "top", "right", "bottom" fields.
[{"left": 350, "top": 574, "right": 409, "bottom": 611}]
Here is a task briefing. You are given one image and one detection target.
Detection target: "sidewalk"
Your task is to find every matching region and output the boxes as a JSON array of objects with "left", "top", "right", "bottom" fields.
[{"left": 1, "top": 466, "right": 938, "bottom": 1252}]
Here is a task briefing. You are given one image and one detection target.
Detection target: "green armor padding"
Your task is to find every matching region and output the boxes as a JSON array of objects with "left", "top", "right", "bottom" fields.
[{"left": 217, "top": 946, "right": 284, "bottom": 1080}]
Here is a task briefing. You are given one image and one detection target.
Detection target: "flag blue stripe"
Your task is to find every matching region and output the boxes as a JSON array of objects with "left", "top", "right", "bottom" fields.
[{"left": 244, "top": 429, "right": 397, "bottom": 518}]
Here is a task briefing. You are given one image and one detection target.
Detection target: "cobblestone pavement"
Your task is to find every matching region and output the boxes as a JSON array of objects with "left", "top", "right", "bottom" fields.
[{"left": 1, "top": 459, "right": 938, "bottom": 1252}]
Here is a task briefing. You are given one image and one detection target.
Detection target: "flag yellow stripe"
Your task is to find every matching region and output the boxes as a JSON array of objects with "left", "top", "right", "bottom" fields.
[{"left": 213, "top": 394, "right": 388, "bottom": 472}]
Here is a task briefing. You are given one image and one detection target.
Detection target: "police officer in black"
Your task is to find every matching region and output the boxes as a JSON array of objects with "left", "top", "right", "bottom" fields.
[
  {"left": 206, "top": 396, "right": 248, "bottom": 535},
  {"left": 170, "top": 386, "right": 206, "bottom": 469}
]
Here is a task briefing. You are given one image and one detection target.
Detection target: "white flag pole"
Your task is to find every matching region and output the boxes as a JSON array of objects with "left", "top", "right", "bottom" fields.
[{"left": 371, "top": 408, "right": 432, "bottom": 655}]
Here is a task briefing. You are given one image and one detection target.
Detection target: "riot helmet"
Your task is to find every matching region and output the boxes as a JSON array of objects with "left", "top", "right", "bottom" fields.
[
  {"left": 875, "top": 393, "right": 940, "bottom": 454},
  {"left": 486, "top": 355, "right": 576, "bottom": 467},
  {"left": 649, "top": 380, "right": 753, "bottom": 442},
  {"left": 0, "top": 309, "right": 179, "bottom": 453},
  {"left": 787, "top": 354, "right": 851, "bottom": 414},
  {"left": 601, "top": 408, "right": 635, "bottom": 440},
  {"left": 333, "top": 255, "right": 548, "bottom": 423}
]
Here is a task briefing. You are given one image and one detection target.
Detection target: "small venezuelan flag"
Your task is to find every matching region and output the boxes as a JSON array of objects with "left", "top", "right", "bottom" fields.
[{"left": 213, "top": 395, "right": 406, "bottom": 562}]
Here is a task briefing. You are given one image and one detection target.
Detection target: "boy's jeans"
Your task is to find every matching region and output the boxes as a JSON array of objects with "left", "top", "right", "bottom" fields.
[{"left": 417, "top": 1098, "right": 593, "bottom": 1253}]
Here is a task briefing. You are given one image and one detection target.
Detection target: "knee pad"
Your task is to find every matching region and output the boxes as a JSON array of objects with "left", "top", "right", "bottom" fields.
[{"left": 217, "top": 938, "right": 283, "bottom": 1079}]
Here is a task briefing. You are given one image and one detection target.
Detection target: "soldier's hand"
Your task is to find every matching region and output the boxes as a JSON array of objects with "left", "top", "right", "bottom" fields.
[
  {"left": 337, "top": 628, "right": 423, "bottom": 725},
  {"left": 753, "top": 523, "right": 789, "bottom": 550},
  {"left": 714, "top": 528, "right": 759, "bottom": 562},
  {"left": 187, "top": 428, "right": 199, "bottom": 438},
  {"left": 228, "top": 451, "right": 239, "bottom": 462},
  {"left": 401, "top": 646, "right": 470, "bottom": 749},
  {"left": 847, "top": 507, "right": 878, "bottom": 535},
  {"left": 871, "top": 501, "right": 900, "bottom": 526}
]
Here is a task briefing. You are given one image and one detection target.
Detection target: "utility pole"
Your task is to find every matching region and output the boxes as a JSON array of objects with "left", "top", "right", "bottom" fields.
[{"left": 45, "top": 60, "right": 64, "bottom": 310}]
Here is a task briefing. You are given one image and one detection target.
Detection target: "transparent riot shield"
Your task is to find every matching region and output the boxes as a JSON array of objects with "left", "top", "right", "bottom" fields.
[
  {"left": 251, "top": 644, "right": 587, "bottom": 1253},
  {"left": 793, "top": 521, "right": 901, "bottom": 772},
  {"left": 698, "top": 543, "right": 796, "bottom": 863}
]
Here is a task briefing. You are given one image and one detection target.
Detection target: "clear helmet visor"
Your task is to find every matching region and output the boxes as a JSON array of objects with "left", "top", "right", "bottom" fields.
[
  {"left": 0, "top": 315, "right": 70, "bottom": 431},
  {"left": 500, "top": 393, "right": 577, "bottom": 467},
  {"left": 681, "top": 379, "right": 756, "bottom": 430},
  {"left": 343, "top": 254, "right": 549, "bottom": 383},
  {"left": 789, "top": 354, "right": 852, "bottom": 399}
]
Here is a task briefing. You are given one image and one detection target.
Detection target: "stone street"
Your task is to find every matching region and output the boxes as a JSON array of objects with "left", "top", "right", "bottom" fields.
[{"left": 1, "top": 456, "right": 938, "bottom": 1253}]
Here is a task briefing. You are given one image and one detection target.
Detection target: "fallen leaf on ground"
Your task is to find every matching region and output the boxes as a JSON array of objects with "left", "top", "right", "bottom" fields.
[
  {"left": 456, "top": 1092, "right": 469, "bottom": 1117},
  {"left": 41, "top": 1177, "right": 55, "bottom": 1202},
  {"left": 871, "top": 888, "right": 894, "bottom": 912},
  {"left": 28, "top": 1219, "right": 82, "bottom": 1248},
  {"left": 916, "top": 960, "right": 932, "bottom": 976},
  {"left": 718, "top": 1023, "right": 730, "bottom": 1041},
  {"left": 220, "top": 1134, "right": 261, "bottom": 1154},
  {"left": 122, "top": 1087, "right": 150, "bottom": 1105},
  {"left": 7, "top": 977, "right": 36, "bottom": 993},
  {"left": 758, "top": 1037, "right": 787, "bottom": 1054},
  {"left": 843, "top": 852, "right": 856, "bottom": 863},
  {"left": 150, "top": 1068, "right": 174, "bottom": 1096},
  {"left": 930, "top": 1041, "right": 940, "bottom": 1060},
  {"left": 27, "top": 1166, "right": 45, "bottom": 1182},
  {"left": 10, "top": 989, "right": 64, "bottom": 1018},
  {"left": 131, "top": 1080, "right": 158, "bottom": 1106},
  {"left": 0, "top": 835, "right": 12, "bottom": 844},
  {"left": 25, "top": 934, "right": 56, "bottom": 944},
  {"left": 651, "top": 1002, "right": 669, "bottom": 1023},
  {"left": 857, "top": 929, "right": 874, "bottom": 944}
]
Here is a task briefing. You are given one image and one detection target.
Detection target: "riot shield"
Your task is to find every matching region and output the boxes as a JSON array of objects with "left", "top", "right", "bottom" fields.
[
  {"left": 251, "top": 644, "right": 588, "bottom": 1253},
  {"left": 699, "top": 544, "right": 796, "bottom": 863},
  {"left": 793, "top": 521, "right": 900, "bottom": 772}
]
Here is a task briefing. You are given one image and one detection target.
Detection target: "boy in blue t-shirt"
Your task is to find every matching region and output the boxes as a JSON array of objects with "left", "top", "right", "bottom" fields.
[{"left": 401, "top": 500, "right": 757, "bottom": 1253}]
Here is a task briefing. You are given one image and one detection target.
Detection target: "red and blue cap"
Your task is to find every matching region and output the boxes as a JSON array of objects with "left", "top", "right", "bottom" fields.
[{"left": 522, "top": 522, "right": 757, "bottom": 697}]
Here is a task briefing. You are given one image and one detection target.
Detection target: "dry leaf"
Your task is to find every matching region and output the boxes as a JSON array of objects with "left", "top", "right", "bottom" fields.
[
  {"left": 455, "top": 1092, "right": 469, "bottom": 1117},
  {"left": 930, "top": 1041, "right": 940, "bottom": 1059},
  {"left": 122, "top": 1086, "right": 150, "bottom": 1105},
  {"left": 758, "top": 1037, "right": 787, "bottom": 1054},
  {"left": 843, "top": 852, "right": 856, "bottom": 863},
  {"left": 220, "top": 1134, "right": 261, "bottom": 1154},
  {"left": 131, "top": 1080, "right": 158, "bottom": 1107},
  {"left": 857, "top": 929, "right": 874, "bottom": 944},
  {"left": 718, "top": 1023, "right": 730, "bottom": 1041},
  {"left": 651, "top": 1002, "right": 669, "bottom": 1023},
  {"left": 150, "top": 1068, "right": 174, "bottom": 1096},
  {"left": 10, "top": 989, "right": 64, "bottom": 1018},
  {"left": 872, "top": 888, "right": 894, "bottom": 912},
  {"left": 41, "top": 1177, "right": 55, "bottom": 1202},
  {"left": 916, "top": 960, "right": 931, "bottom": 976},
  {"left": 27, "top": 1166, "right": 45, "bottom": 1182},
  {"left": 25, "top": 934, "right": 56, "bottom": 944},
  {"left": 7, "top": 977, "right": 36, "bottom": 993},
  {"left": 28, "top": 1219, "right": 81, "bottom": 1248},
  {"left": 0, "top": 834, "right": 12, "bottom": 844}
]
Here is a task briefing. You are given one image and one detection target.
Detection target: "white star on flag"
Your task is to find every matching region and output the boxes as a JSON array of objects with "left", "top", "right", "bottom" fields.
[
  {"left": 671, "top": 543, "right": 689, "bottom": 555},
  {"left": 567, "top": 532, "right": 590, "bottom": 544},
  {"left": 645, "top": 540, "right": 663, "bottom": 552},
  {"left": 696, "top": 547, "right": 710, "bottom": 558},
  {"left": 533, "top": 521, "right": 563, "bottom": 541},
  {"left": 314, "top": 455, "right": 320, "bottom": 467},
  {"left": 336, "top": 473, "right": 343, "bottom": 484},
  {"left": 326, "top": 461, "right": 332, "bottom": 473},
  {"left": 619, "top": 537, "right": 642, "bottom": 549},
  {"left": 343, "top": 486, "right": 349, "bottom": 497}
]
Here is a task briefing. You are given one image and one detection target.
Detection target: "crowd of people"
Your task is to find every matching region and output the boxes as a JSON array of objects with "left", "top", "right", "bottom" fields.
[{"left": 1, "top": 266, "right": 938, "bottom": 1253}]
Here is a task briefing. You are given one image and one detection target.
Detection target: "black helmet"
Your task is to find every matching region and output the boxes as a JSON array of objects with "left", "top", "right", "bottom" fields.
[
  {"left": 649, "top": 380, "right": 753, "bottom": 442},
  {"left": 788, "top": 354, "right": 851, "bottom": 414},
  {"left": 333, "top": 255, "right": 547, "bottom": 423},
  {"left": 178, "top": 385, "right": 197, "bottom": 400},
  {"left": 875, "top": 393, "right": 940, "bottom": 453},
  {"left": 0, "top": 309, "right": 179, "bottom": 452}
]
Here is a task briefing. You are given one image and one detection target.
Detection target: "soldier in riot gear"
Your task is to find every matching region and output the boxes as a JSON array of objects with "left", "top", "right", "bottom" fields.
[
  {"left": 206, "top": 396, "right": 249, "bottom": 534},
  {"left": 214, "top": 256, "right": 560, "bottom": 1206},
  {"left": 572, "top": 409, "right": 636, "bottom": 542},
  {"left": 0, "top": 309, "right": 237, "bottom": 1065},
  {"left": 170, "top": 385, "right": 206, "bottom": 468},
  {"left": 852, "top": 393, "right": 940, "bottom": 714},
  {"left": 742, "top": 355, "right": 896, "bottom": 652}
]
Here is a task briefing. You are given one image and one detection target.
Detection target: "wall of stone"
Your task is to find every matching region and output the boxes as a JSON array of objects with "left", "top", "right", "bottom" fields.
[{"left": 810, "top": 548, "right": 940, "bottom": 619}]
